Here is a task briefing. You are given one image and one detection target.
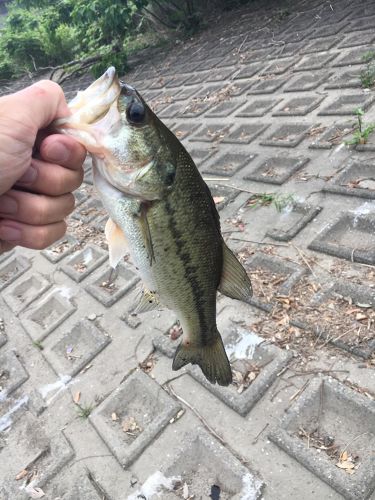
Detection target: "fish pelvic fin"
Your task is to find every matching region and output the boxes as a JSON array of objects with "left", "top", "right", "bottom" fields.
[
  {"left": 105, "top": 218, "right": 128, "bottom": 269},
  {"left": 218, "top": 243, "right": 252, "bottom": 303},
  {"left": 172, "top": 331, "right": 232, "bottom": 386}
]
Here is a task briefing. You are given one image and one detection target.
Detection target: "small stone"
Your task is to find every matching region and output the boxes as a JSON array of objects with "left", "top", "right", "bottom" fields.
[{"left": 88, "top": 314, "right": 97, "bottom": 321}]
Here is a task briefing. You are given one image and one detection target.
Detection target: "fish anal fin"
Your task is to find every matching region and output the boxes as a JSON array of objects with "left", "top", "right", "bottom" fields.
[
  {"left": 218, "top": 243, "right": 252, "bottom": 303},
  {"left": 172, "top": 331, "right": 232, "bottom": 386},
  {"left": 131, "top": 288, "right": 161, "bottom": 314},
  {"left": 105, "top": 218, "right": 128, "bottom": 269}
]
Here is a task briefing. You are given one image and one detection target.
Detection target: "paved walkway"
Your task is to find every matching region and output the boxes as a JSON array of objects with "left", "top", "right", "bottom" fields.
[{"left": 1, "top": 0, "right": 375, "bottom": 498}]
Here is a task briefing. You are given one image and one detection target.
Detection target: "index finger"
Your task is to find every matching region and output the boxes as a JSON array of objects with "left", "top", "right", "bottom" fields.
[{"left": 0, "top": 80, "right": 70, "bottom": 141}]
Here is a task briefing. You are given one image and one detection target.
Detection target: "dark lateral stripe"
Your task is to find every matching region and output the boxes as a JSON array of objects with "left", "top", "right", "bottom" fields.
[{"left": 164, "top": 198, "right": 208, "bottom": 344}]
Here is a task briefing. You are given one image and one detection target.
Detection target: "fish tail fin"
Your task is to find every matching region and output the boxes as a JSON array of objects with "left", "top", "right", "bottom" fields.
[{"left": 172, "top": 330, "right": 232, "bottom": 386}]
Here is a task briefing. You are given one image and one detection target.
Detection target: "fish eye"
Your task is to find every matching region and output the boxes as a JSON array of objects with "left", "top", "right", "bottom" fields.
[{"left": 127, "top": 101, "right": 146, "bottom": 125}]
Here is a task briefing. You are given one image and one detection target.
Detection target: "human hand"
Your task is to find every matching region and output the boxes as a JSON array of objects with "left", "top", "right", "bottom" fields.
[{"left": 0, "top": 80, "right": 85, "bottom": 254}]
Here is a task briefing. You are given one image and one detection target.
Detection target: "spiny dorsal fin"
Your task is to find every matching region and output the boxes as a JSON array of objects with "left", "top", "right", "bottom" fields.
[
  {"left": 131, "top": 288, "right": 161, "bottom": 314},
  {"left": 218, "top": 243, "right": 252, "bottom": 303},
  {"left": 105, "top": 218, "right": 128, "bottom": 269}
]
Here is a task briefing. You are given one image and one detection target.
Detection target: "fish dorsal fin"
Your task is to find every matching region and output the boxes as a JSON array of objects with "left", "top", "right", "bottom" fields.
[
  {"left": 132, "top": 288, "right": 161, "bottom": 314},
  {"left": 218, "top": 243, "right": 253, "bottom": 303},
  {"left": 105, "top": 218, "right": 128, "bottom": 269}
]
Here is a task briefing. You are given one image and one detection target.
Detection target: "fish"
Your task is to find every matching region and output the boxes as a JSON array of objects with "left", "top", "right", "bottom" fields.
[{"left": 54, "top": 67, "right": 253, "bottom": 386}]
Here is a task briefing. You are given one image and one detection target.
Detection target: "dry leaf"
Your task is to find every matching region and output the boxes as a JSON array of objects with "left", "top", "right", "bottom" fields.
[
  {"left": 356, "top": 313, "right": 367, "bottom": 321},
  {"left": 183, "top": 482, "right": 189, "bottom": 499},
  {"left": 336, "top": 460, "right": 355, "bottom": 470},
  {"left": 213, "top": 196, "right": 225, "bottom": 204},
  {"left": 73, "top": 391, "right": 81, "bottom": 404},
  {"left": 111, "top": 412, "right": 118, "bottom": 421},
  {"left": 15, "top": 469, "right": 28, "bottom": 481},
  {"left": 340, "top": 450, "right": 348, "bottom": 461},
  {"left": 122, "top": 416, "right": 141, "bottom": 433}
]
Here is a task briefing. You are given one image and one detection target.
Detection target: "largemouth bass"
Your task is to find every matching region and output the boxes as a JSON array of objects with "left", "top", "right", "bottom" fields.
[{"left": 55, "top": 67, "right": 252, "bottom": 386}]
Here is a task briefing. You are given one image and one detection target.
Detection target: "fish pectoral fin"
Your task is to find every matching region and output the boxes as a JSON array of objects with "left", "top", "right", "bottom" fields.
[
  {"left": 218, "top": 243, "right": 252, "bottom": 303},
  {"left": 105, "top": 218, "right": 128, "bottom": 269},
  {"left": 137, "top": 206, "right": 155, "bottom": 265},
  {"left": 172, "top": 332, "right": 232, "bottom": 386},
  {"left": 131, "top": 288, "right": 162, "bottom": 314}
]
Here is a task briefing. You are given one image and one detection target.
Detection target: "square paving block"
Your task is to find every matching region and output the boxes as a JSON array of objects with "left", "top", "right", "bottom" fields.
[
  {"left": 0, "top": 256, "right": 31, "bottom": 292},
  {"left": 0, "top": 351, "right": 28, "bottom": 399},
  {"left": 308, "top": 212, "right": 375, "bottom": 265},
  {"left": 273, "top": 96, "right": 325, "bottom": 116},
  {"left": 89, "top": 370, "right": 181, "bottom": 467},
  {"left": 324, "top": 68, "right": 363, "bottom": 89},
  {"left": 180, "top": 100, "right": 213, "bottom": 118},
  {"left": 189, "top": 123, "right": 233, "bottom": 143},
  {"left": 347, "top": 15, "right": 375, "bottom": 32},
  {"left": 0, "top": 422, "right": 74, "bottom": 492},
  {"left": 71, "top": 198, "right": 105, "bottom": 224},
  {"left": 190, "top": 323, "right": 292, "bottom": 416},
  {"left": 339, "top": 31, "right": 375, "bottom": 48},
  {"left": 229, "top": 80, "right": 253, "bottom": 96},
  {"left": 242, "top": 47, "right": 274, "bottom": 63},
  {"left": 189, "top": 148, "right": 217, "bottom": 168},
  {"left": 164, "top": 74, "right": 190, "bottom": 88},
  {"left": 318, "top": 94, "right": 375, "bottom": 115},
  {"left": 157, "top": 103, "right": 183, "bottom": 119},
  {"left": 284, "top": 72, "right": 331, "bottom": 92},
  {"left": 202, "top": 152, "right": 255, "bottom": 177},
  {"left": 205, "top": 100, "right": 246, "bottom": 118},
  {"left": 222, "top": 124, "right": 269, "bottom": 144},
  {"left": 61, "top": 244, "right": 108, "bottom": 283},
  {"left": 183, "top": 71, "right": 211, "bottom": 85},
  {"left": 260, "top": 123, "right": 311, "bottom": 147},
  {"left": 192, "top": 83, "right": 222, "bottom": 99},
  {"left": 244, "top": 156, "right": 309, "bottom": 185},
  {"left": 309, "top": 123, "right": 356, "bottom": 149},
  {"left": 85, "top": 262, "right": 139, "bottom": 307},
  {"left": 160, "top": 428, "right": 264, "bottom": 499},
  {"left": 262, "top": 57, "right": 296, "bottom": 75},
  {"left": 311, "top": 21, "right": 350, "bottom": 38},
  {"left": 269, "top": 377, "right": 375, "bottom": 500},
  {"left": 236, "top": 98, "right": 282, "bottom": 117},
  {"left": 244, "top": 252, "right": 308, "bottom": 312},
  {"left": 207, "top": 67, "right": 236, "bottom": 82},
  {"left": 3, "top": 272, "right": 51, "bottom": 314},
  {"left": 301, "top": 36, "right": 340, "bottom": 54},
  {"left": 171, "top": 122, "right": 199, "bottom": 140},
  {"left": 20, "top": 289, "right": 76, "bottom": 342},
  {"left": 42, "top": 235, "right": 78, "bottom": 263},
  {"left": 233, "top": 62, "right": 263, "bottom": 80},
  {"left": 173, "top": 86, "right": 200, "bottom": 101},
  {"left": 293, "top": 53, "right": 337, "bottom": 71},
  {"left": 44, "top": 319, "right": 111, "bottom": 377},
  {"left": 248, "top": 76, "right": 287, "bottom": 94},
  {"left": 266, "top": 202, "right": 322, "bottom": 241},
  {"left": 333, "top": 46, "right": 375, "bottom": 66},
  {"left": 323, "top": 161, "right": 375, "bottom": 199}
]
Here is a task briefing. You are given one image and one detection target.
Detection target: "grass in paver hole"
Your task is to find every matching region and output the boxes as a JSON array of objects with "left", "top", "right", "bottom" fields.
[
  {"left": 76, "top": 403, "right": 94, "bottom": 419},
  {"left": 32, "top": 340, "right": 44, "bottom": 350},
  {"left": 246, "top": 193, "right": 295, "bottom": 211},
  {"left": 345, "top": 107, "right": 375, "bottom": 145},
  {"left": 298, "top": 428, "right": 360, "bottom": 474}
]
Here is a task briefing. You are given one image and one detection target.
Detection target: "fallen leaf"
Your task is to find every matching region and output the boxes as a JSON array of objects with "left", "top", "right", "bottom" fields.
[
  {"left": 111, "top": 412, "right": 118, "bottom": 421},
  {"left": 73, "top": 391, "right": 81, "bottom": 404},
  {"left": 213, "top": 196, "right": 225, "bottom": 204},
  {"left": 183, "top": 482, "right": 189, "bottom": 499},
  {"left": 336, "top": 460, "right": 355, "bottom": 470},
  {"left": 340, "top": 450, "right": 348, "bottom": 461},
  {"left": 15, "top": 469, "right": 28, "bottom": 481},
  {"left": 122, "top": 416, "right": 142, "bottom": 433},
  {"left": 356, "top": 313, "right": 368, "bottom": 321}
]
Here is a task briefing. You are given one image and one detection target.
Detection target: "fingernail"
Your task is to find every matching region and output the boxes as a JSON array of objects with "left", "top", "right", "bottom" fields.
[
  {"left": 0, "top": 195, "right": 18, "bottom": 215},
  {"left": 0, "top": 224, "right": 21, "bottom": 242},
  {"left": 17, "top": 166, "right": 38, "bottom": 185},
  {"left": 44, "top": 142, "right": 70, "bottom": 163}
]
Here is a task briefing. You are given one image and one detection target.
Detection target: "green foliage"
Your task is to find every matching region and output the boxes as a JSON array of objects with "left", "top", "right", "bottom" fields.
[
  {"left": 246, "top": 193, "right": 295, "bottom": 212},
  {"left": 360, "top": 50, "right": 375, "bottom": 88},
  {"left": 345, "top": 108, "right": 375, "bottom": 145}
]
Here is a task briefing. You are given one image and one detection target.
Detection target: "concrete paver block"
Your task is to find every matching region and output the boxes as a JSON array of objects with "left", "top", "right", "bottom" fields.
[
  {"left": 61, "top": 244, "right": 108, "bottom": 283},
  {"left": 44, "top": 319, "right": 111, "bottom": 377},
  {"left": 269, "top": 377, "right": 375, "bottom": 500},
  {"left": 3, "top": 272, "right": 51, "bottom": 314},
  {"left": 244, "top": 155, "right": 309, "bottom": 185},
  {"left": 20, "top": 288, "right": 76, "bottom": 342},
  {"left": 90, "top": 370, "right": 181, "bottom": 467},
  {"left": 0, "top": 350, "right": 28, "bottom": 399},
  {"left": 0, "top": 255, "right": 31, "bottom": 291},
  {"left": 308, "top": 211, "right": 375, "bottom": 265},
  {"left": 323, "top": 160, "right": 375, "bottom": 199},
  {"left": 266, "top": 202, "right": 322, "bottom": 241}
]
